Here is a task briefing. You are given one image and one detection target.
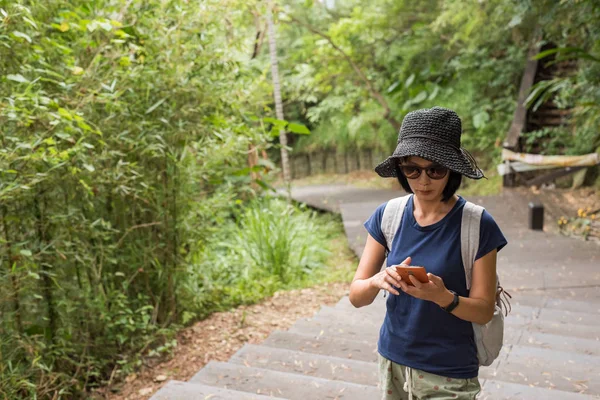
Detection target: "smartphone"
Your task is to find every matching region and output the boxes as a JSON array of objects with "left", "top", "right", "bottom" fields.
[{"left": 393, "top": 266, "right": 429, "bottom": 286}]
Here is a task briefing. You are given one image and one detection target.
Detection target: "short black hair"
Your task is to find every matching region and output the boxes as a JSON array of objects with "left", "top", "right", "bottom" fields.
[{"left": 395, "top": 164, "right": 462, "bottom": 203}]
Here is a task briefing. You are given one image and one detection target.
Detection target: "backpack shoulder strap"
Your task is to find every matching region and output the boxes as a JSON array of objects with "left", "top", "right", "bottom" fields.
[
  {"left": 461, "top": 200, "right": 485, "bottom": 290},
  {"left": 381, "top": 194, "right": 412, "bottom": 253}
]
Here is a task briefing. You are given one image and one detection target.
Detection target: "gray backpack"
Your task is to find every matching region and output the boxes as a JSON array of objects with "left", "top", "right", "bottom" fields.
[{"left": 381, "top": 194, "right": 511, "bottom": 367}]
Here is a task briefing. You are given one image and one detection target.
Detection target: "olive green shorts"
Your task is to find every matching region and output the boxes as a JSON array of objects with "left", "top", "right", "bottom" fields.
[{"left": 378, "top": 353, "right": 481, "bottom": 400}]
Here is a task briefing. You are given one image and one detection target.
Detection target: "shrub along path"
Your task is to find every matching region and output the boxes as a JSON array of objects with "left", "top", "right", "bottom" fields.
[{"left": 152, "top": 184, "right": 600, "bottom": 399}]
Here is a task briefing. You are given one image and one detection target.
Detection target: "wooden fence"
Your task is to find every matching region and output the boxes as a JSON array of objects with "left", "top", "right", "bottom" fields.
[{"left": 289, "top": 148, "right": 390, "bottom": 179}]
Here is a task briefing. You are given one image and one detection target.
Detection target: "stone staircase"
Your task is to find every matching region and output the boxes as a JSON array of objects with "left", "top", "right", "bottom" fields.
[{"left": 151, "top": 186, "right": 600, "bottom": 399}]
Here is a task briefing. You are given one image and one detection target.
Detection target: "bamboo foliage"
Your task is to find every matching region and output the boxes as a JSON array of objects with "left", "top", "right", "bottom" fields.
[{"left": 0, "top": 0, "right": 270, "bottom": 397}]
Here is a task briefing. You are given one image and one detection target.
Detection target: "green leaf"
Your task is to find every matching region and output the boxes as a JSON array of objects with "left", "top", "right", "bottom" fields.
[
  {"left": 473, "top": 111, "right": 490, "bottom": 129},
  {"left": 28, "top": 271, "right": 40, "bottom": 279},
  {"left": 533, "top": 47, "right": 599, "bottom": 63},
  {"left": 13, "top": 31, "right": 32, "bottom": 43},
  {"left": 263, "top": 117, "right": 287, "bottom": 127},
  {"left": 387, "top": 81, "right": 401, "bottom": 94},
  {"left": 58, "top": 108, "right": 73, "bottom": 120},
  {"left": 23, "top": 17, "right": 38, "bottom": 29},
  {"left": 288, "top": 123, "right": 311, "bottom": 135},
  {"left": 20, "top": 249, "right": 32, "bottom": 257},
  {"left": 99, "top": 21, "right": 113, "bottom": 32},
  {"left": 7, "top": 74, "right": 28, "bottom": 83},
  {"left": 428, "top": 86, "right": 440, "bottom": 101},
  {"left": 507, "top": 15, "right": 522, "bottom": 28},
  {"left": 255, "top": 179, "right": 276, "bottom": 192},
  {"left": 83, "top": 164, "right": 95, "bottom": 172},
  {"left": 412, "top": 91, "right": 427, "bottom": 104},
  {"left": 145, "top": 98, "right": 167, "bottom": 114},
  {"left": 405, "top": 74, "right": 415, "bottom": 88}
]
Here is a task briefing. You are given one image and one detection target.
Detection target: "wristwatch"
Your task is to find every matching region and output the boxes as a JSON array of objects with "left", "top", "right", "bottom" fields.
[{"left": 441, "top": 290, "right": 459, "bottom": 313}]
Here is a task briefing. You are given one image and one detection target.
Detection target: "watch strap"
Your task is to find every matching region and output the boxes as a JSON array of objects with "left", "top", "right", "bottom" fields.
[{"left": 442, "top": 290, "right": 459, "bottom": 313}]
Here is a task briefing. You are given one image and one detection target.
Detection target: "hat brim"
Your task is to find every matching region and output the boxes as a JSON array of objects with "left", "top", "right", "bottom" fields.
[{"left": 374, "top": 138, "right": 484, "bottom": 179}]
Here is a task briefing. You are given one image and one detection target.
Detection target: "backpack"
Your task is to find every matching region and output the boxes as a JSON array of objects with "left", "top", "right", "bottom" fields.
[{"left": 380, "top": 194, "right": 511, "bottom": 367}]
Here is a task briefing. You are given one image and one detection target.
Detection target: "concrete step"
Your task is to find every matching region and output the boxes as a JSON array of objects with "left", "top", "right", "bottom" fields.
[
  {"left": 320, "top": 303, "right": 600, "bottom": 334},
  {"left": 328, "top": 299, "right": 600, "bottom": 334},
  {"left": 340, "top": 291, "right": 600, "bottom": 313},
  {"left": 149, "top": 380, "right": 286, "bottom": 400},
  {"left": 515, "top": 331, "right": 600, "bottom": 357},
  {"left": 300, "top": 306, "right": 600, "bottom": 342},
  {"left": 260, "top": 330, "right": 502, "bottom": 379},
  {"left": 480, "top": 379, "right": 598, "bottom": 400},
  {"left": 262, "top": 330, "right": 378, "bottom": 363},
  {"left": 229, "top": 344, "right": 378, "bottom": 386},
  {"left": 497, "top": 264, "right": 600, "bottom": 291},
  {"left": 289, "top": 313, "right": 379, "bottom": 342},
  {"left": 190, "top": 361, "right": 380, "bottom": 400},
  {"left": 482, "top": 345, "right": 600, "bottom": 396}
]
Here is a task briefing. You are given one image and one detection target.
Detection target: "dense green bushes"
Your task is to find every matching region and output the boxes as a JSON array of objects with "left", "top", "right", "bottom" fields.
[{"left": 0, "top": 0, "right": 273, "bottom": 397}]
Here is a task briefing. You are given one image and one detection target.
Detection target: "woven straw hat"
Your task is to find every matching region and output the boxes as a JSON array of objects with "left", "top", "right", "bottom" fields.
[{"left": 374, "top": 107, "right": 484, "bottom": 179}]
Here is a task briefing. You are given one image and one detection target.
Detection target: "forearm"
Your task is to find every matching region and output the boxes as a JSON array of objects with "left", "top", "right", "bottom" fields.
[
  {"left": 349, "top": 277, "right": 380, "bottom": 308},
  {"left": 435, "top": 291, "right": 494, "bottom": 325}
]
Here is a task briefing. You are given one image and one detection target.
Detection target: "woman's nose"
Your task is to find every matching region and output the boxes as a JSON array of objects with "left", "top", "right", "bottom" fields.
[{"left": 417, "top": 171, "right": 431, "bottom": 184}]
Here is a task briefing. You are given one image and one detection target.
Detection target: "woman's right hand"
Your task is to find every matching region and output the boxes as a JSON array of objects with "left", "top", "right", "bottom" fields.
[{"left": 369, "top": 256, "right": 412, "bottom": 296}]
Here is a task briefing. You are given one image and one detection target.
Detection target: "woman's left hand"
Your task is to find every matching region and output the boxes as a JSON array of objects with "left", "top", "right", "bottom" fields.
[{"left": 398, "top": 273, "right": 453, "bottom": 307}]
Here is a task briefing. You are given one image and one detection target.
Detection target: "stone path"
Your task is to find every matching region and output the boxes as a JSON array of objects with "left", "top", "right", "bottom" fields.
[{"left": 151, "top": 185, "right": 600, "bottom": 399}]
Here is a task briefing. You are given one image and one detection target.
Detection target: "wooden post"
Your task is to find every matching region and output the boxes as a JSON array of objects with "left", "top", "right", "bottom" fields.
[
  {"left": 333, "top": 151, "right": 337, "bottom": 173},
  {"left": 502, "top": 160, "right": 516, "bottom": 187},
  {"left": 344, "top": 152, "right": 349, "bottom": 174}
]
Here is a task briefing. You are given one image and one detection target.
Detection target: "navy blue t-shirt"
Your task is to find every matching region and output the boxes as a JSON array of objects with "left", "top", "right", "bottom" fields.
[{"left": 363, "top": 195, "right": 507, "bottom": 378}]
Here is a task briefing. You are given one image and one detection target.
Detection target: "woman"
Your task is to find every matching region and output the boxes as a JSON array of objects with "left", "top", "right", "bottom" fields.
[{"left": 349, "top": 107, "right": 507, "bottom": 400}]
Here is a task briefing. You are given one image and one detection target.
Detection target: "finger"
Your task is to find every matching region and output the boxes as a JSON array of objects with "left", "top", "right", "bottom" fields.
[
  {"left": 399, "top": 282, "right": 417, "bottom": 297},
  {"left": 384, "top": 273, "right": 401, "bottom": 288},
  {"left": 383, "top": 282, "right": 400, "bottom": 296},
  {"left": 400, "top": 256, "right": 412, "bottom": 266},
  {"left": 386, "top": 267, "right": 402, "bottom": 283},
  {"left": 398, "top": 280, "right": 409, "bottom": 292},
  {"left": 427, "top": 273, "right": 444, "bottom": 287},
  {"left": 408, "top": 274, "right": 423, "bottom": 289}
]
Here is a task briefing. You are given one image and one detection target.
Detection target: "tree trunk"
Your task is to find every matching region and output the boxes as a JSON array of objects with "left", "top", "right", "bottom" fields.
[
  {"left": 1, "top": 205, "right": 22, "bottom": 335},
  {"left": 34, "top": 194, "right": 56, "bottom": 343},
  {"left": 266, "top": 0, "right": 291, "bottom": 186}
]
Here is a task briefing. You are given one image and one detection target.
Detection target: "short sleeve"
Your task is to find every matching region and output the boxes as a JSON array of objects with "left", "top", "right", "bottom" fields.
[
  {"left": 363, "top": 202, "right": 388, "bottom": 250},
  {"left": 475, "top": 210, "right": 508, "bottom": 261}
]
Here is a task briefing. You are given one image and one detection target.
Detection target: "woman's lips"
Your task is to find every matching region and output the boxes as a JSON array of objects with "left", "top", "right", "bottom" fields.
[{"left": 417, "top": 189, "right": 433, "bottom": 194}]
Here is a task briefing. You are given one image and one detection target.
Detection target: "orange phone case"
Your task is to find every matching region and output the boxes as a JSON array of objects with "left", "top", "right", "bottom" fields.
[{"left": 393, "top": 266, "right": 429, "bottom": 286}]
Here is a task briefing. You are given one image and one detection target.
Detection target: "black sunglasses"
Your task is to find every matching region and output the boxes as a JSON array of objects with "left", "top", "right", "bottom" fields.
[{"left": 398, "top": 164, "right": 449, "bottom": 180}]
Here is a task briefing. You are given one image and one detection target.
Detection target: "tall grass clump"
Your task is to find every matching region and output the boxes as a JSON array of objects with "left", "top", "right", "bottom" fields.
[{"left": 185, "top": 197, "right": 334, "bottom": 315}]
